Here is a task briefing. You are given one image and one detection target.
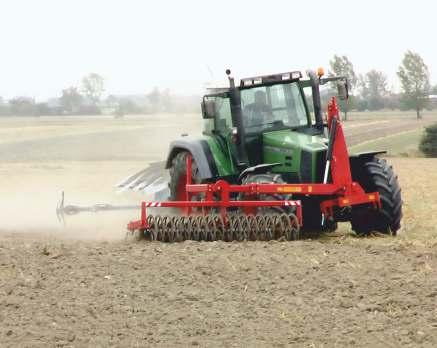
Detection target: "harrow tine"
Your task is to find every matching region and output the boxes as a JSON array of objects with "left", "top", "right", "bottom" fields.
[{"left": 135, "top": 212, "right": 300, "bottom": 243}]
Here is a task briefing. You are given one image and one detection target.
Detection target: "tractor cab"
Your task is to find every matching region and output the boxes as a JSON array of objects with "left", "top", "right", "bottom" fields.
[
  {"left": 239, "top": 77, "right": 311, "bottom": 165},
  {"left": 202, "top": 69, "right": 348, "bottom": 182}
]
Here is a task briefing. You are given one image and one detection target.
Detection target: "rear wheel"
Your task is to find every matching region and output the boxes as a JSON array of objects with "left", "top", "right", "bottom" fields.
[{"left": 351, "top": 157, "right": 402, "bottom": 235}]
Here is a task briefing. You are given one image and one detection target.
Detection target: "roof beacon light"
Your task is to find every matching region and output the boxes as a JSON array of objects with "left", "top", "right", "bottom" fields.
[{"left": 317, "top": 67, "right": 325, "bottom": 78}]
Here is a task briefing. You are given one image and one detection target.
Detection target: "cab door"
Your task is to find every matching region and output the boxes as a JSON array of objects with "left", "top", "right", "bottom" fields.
[{"left": 203, "top": 95, "right": 238, "bottom": 176}]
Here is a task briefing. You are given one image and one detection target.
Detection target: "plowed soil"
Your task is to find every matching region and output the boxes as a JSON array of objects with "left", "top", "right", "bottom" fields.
[
  {"left": 1, "top": 114, "right": 437, "bottom": 347},
  {"left": 1, "top": 236, "right": 437, "bottom": 347}
]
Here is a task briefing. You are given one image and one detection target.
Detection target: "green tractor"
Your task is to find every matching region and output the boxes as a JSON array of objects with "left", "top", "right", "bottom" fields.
[
  {"left": 58, "top": 68, "right": 403, "bottom": 240},
  {"left": 164, "top": 69, "right": 402, "bottom": 235}
]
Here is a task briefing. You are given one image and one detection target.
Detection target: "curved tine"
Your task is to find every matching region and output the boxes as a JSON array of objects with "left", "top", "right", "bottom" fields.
[
  {"left": 262, "top": 214, "right": 271, "bottom": 241},
  {"left": 153, "top": 215, "right": 160, "bottom": 241},
  {"left": 171, "top": 216, "right": 178, "bottom": 242},
  {"left": 185, "top": 216, "right": 194, "bottom": 241},
  {"left": 264, "top": 215, "right": 274, "bottom": 241},
  {"left": 245, "top": 215, "right": 254, "bottom": 241},
  {"left": 148, "top": 215, "right": 157, "bottom": 241},
  {"left": 195, "top": 216, "right": 204, "bottom": 241},
  {"left": 197, "top": 216, "right": 208, "bottom": 241},
  {"left": 171, "top": 216, "right": 180, "bottom": 242},
  {"left": 214, "top": 215, "right": 225, "bottom": 241},
  {"left": 162, "top": 215, "right": 171, "bottom": 242},
  {"left": 248, "top": 215, "right": 258, "bottom": 241},
  {"left": 190, "top": 216, "right": 200, "bottom": 241},
  {"left": 233, "top": 215, "right": 244, "bottom": 242},
  {"left": 232, "top": 215, "right": 241, "bottom": 241},
  {"left": 225, "top": 215, "right": 234, "bottom": 242},
  {"left": 289, "top": 213, "right": 300, "bottom": 241},
  {"left": 201, "top": 216, "right": 210, "bottom": 241},
  {"left": 174, "top": 216, "right": 184, "bottom": 242},
  {"left": 228, "top": 215, "right": 237, "bottom": 242},
  {"left": 255, "top": 215, "right": 266, "bottom": 241},
  {"left": 181, "top": 216, "right": 189, "bottom": 242},
  {"left": 279, "top": 213, "right": 292, "bottom": 241},
  {"left": 201, "top": 216, "right": 211, "bottom": 241},
  {"left": 159, "top": 215, "right": 167, "bottom": 242},
  {"left": 238, "top": 214, "right": 249, "bottom": 241},
  {"left": 165, "top": 216, "right": 176, "bottom": 243},
  {"left": 274, "top": 213, "right": 286, "bottom": 240},
  {"left": 204, "top": 214, "right": 215, "bottom": 242},
  {"left": 220, "top": 215, "right": 228, "bottom": 242},
  {"left": 205, "top": 215, "right": 217, "bottom": 241},
  {"left": 160, "top": 216, "right": 167, "bottom": 242}
]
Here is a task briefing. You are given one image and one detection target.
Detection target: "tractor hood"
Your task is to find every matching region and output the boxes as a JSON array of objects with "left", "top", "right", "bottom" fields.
[
  {"left": 263, "top": 129, "right": 328, "bottom": 152},
  {"left": 262, "top": 129, "right": 328, "bottom": 182}
]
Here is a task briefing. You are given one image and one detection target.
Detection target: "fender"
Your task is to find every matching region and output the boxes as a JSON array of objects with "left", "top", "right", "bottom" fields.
[
  {"left": 165, "top": 139, "right": 219, "bottom": 180},
  {"left": 238, "top": 163, "right": 281, "bottom": 182},
  {"left": 349, "top": 150, "right": 386, "bottom": 160},
  {"left": 349, "top": 150, "right": 387, "bottom": 177}
]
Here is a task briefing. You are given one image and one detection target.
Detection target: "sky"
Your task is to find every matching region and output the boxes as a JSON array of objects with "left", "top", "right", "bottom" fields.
[{"left": 0, "top": 0, "right": 436, "bottom": 100}]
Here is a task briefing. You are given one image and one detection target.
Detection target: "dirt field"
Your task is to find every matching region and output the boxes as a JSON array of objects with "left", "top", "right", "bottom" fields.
[{"left": 1, "top": 113, "right": 437, "bottom": 347}]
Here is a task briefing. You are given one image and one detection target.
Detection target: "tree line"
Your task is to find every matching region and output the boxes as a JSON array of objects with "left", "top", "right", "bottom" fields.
[
  {"left": 0, "top": 50, "right": 434, "bottom": 118},
  {"left": 328, "top": 50, "right": 432, "bottom": 120},
  {"left": 0, "top": 73, "right": 199, "bottom": 117}
]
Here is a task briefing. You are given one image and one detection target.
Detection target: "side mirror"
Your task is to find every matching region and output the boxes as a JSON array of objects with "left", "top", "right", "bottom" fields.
[
  {"left": 337, "top": 80, "right": 349, "bottom": 100},
  {"left": 201, "top": 99, "right": 216, "bottom": 119}
]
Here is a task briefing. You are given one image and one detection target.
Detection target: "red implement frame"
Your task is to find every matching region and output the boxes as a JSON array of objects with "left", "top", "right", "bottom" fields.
[{"left": 127, "top": 97, "right": 380, "bottom": 232}]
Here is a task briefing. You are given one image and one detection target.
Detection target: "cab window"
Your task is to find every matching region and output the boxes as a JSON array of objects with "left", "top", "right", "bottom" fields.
[{"left": 214, "top": 97, "right": 232, "bottom": 133}]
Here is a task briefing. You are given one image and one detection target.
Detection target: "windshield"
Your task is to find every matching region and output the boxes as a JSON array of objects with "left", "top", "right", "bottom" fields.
[{"left": 240, "top": 82, "right": 308, "bottom": 133}]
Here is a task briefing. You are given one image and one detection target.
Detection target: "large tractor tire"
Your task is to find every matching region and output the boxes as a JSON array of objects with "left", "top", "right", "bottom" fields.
[
  {"left": 351, "top": 157, "right": 402, "bottom": 235},
  {"left": 169, "top": 151, "right": 201, "bottom": 201}
]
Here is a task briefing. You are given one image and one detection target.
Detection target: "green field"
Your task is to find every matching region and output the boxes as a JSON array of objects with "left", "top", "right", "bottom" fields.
[{"left": 350, "top": 128, "right": 424, "bottom": 156}]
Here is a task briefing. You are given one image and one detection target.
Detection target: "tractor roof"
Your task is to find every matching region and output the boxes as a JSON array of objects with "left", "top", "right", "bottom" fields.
[
  {"left": 205, "top": 70, "right": 304, "bottom": 97},
  {"left": 239, "top": 71, "right": 302, "bottom": 88}
]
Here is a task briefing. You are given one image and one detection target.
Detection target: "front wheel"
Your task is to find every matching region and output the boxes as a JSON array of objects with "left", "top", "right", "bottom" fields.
[{"left": 351, "top": 157, "right": 402, "bottom": 235}]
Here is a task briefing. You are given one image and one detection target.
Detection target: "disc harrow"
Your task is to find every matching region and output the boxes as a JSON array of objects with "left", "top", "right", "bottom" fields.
[{"left": 126, "top": 213, "right": 299, "bottom": 242}]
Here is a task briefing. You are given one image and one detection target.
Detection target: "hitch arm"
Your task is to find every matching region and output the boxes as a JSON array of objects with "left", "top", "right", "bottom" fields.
[{"left": 56, "top": 192, "right": 139, "bottom": 224}]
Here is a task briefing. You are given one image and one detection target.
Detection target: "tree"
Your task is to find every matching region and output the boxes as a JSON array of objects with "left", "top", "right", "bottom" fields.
[
  {"left": 359, "top": 70, "right": 388, "bottom": 111},
  {"left": 328, "top": 55, "right": 357, "bottom": 120},
  {"left": 81, "top": 73, "right": 105, "bottom": 106},
  {"left": 147, "top": 87, "right": 161, "bottom": 113},
  {"left": 419, "top": 124, "right": 437, "bottom": 156},
  {"left": 160, "top": 89, "right": 173, "bottom": 112},
  {"left": 397, "top": 51, "right": 430, "bottom": 119},
  {"left": 60, "top": 87, "right": 83, "bottom": 114},
  {"left": 35, "top": 103, "right": 51, "bottom": 116},
  {"left": 116, "top": 98, "right": 142, "bottom": 116},
  {"left": 0, "top": 96, "right": 10, "bottom": 116},
  {"left": 9, "top": 97, "right": 37, "bottom": 116}
]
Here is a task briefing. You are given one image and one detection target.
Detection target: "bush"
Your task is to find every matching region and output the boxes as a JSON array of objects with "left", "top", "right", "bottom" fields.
[{"left": 419, "top": 124, "right": 437, "bottom": 157}]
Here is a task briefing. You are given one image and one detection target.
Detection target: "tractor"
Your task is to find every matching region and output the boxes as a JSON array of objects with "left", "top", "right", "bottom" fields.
[{"left": 58, "top": 68, "right": 402, "bottom": 242}]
